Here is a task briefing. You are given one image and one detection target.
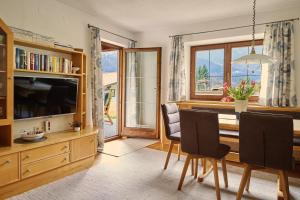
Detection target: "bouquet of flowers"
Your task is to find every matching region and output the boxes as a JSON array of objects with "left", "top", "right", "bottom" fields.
[{"left": 223, "top": 79, "right": 257, "bottom": 100}]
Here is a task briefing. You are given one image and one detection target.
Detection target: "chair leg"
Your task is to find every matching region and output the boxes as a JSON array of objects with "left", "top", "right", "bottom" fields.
[
  {"left": 236, "top": 165, "right": 252, "bottom": 200},
  {"left": 279, "top": 170, "right": 290, "bottom": 200},
  {"left": 191, "top": 158, "right": 194, "bottom": 175},
  {"left": 164, "top": 141, "right": 174, "bottom": 170},
  {"left": 202, "top": 158, "right": 207, "bottom": 174},
  {"left": 178, "top": 154, "right": 192, "bottom": 190},
  {"left": 212, "top": 159, "right": 221, "bottom": 200},
  {"left": 177, "top": 144, "right": 181, "bottom": 161},
  {"left": 246, "top": 170, "right": 251, "bottom": 192},
  {"left": 194, "top": 158, "right": 199, "bottom": 179},
  {"left": 221, "top": 158, "right": 228, "bottom": 188}
]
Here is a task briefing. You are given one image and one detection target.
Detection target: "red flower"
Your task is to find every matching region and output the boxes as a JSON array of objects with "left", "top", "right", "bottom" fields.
[
  {"left": 241, "top": 80, "right": 246, "bottom": 85},
  {"left": 251, "top": 80, "right": 256, "bottom": 87},
  {"left": 223, "top": 82, "right": 228, "bottom": 91}
]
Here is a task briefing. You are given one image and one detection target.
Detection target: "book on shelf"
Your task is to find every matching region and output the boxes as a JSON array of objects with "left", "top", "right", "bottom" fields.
[{"left": 14, "top": 47, "right": 74, "bottom": 74}]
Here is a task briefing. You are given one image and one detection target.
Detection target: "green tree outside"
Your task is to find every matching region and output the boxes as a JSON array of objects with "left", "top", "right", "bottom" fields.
[{"left": 196, "top": 64, "right": 208, "bottom": 91}]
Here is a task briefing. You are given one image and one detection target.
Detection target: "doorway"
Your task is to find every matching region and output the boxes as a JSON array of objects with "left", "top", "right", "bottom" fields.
[{"left": 101, "top": 42, "right": 122, "bottom": 140}]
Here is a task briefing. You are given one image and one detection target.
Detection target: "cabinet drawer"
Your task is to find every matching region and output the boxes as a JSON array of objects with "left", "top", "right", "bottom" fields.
[
  {"left": 21, "top": 142, "right": 70, "bottom": 164},
  {"left": 21, "top": 153, "right": 69, "bottom": 179},
  {"left": 0, "top": 153, "right": 19, "bottom": 187},
  {"left": 71, "top": 135, "right": 96, "bottom": 162}
]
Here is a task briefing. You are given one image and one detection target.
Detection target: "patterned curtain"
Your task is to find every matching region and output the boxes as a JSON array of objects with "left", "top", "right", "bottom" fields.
[
  {"left": 259, "top": 21, "right": 297, "bottom": 107},
  {"left": 125, "top": 41, "right": 139, "bottom": 127},
  {"left": 168, "top": 36, "right": 186, "bottom": 101},
  {"left": 90, "top": 27, "right": 104, "bottom": 151}
]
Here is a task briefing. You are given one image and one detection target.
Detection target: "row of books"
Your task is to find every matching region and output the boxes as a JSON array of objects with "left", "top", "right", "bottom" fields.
[{"left": 15, "top": 47, "right": 73, "bottom": 73}]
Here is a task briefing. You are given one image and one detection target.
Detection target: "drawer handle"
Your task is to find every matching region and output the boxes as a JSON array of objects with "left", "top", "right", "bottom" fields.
[
  {"left": 90, "top": 139, "right": 94, "bottom": 143},
  {"left": 62, "top": 158, "right": 67, "bottom": 163},
  {"left": 24, "top": 169, "right": 31, "bottom": 174},
  {"left": 62, "top": 145, "right": 68, "bottom": 150},
  {"left": 1, "top": 160, "right": 11, "bottom": 166},
  {"left": 23, "top": 155, "right": 30, "bottom": 160}
]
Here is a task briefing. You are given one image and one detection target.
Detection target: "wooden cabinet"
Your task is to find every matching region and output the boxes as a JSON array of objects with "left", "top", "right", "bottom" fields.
[
  {"left": 0, "top": 153, "right": 19, "bottom": 186},
  {"left": 22, "top": 153, "right": 69, "bottom": 179},
  {"left": 21, "top": 142, "right": 70, "bottom": 164},
  {"left": 71, "top": 135, "right": 96, "bottom": 162}
]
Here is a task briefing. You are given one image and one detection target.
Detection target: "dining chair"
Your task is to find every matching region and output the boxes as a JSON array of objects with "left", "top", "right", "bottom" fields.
[
  {"left": 237, "top": 112, "right": 294, "bottom": 200},
  {"left": 161, "top": 103, "right": 182, "bottom": 170},
  {"left": 178, "top": 109, "right": 230, "bottom": 200}
]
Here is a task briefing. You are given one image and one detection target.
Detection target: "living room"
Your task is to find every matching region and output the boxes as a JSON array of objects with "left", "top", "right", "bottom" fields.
[{"left": 0, "top": 0, "right": 300, "bottom": 199}]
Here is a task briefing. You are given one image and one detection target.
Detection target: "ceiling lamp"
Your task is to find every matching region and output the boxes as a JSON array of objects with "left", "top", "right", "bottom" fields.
[{"left": 233, "top": 0, "right": 275, "bottom": 64}]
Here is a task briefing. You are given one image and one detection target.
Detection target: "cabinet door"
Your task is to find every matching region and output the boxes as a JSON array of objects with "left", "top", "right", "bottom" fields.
[
  {"left": 71, "top": 135, "right": 96, "bottom": 162},
  {"left": 0, "top": 153, "right": 19, "bottom": 186}
]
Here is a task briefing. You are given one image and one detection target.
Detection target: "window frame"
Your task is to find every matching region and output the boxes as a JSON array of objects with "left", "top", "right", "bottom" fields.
[{"left": 190, "top": 40, "right": 263, "bottom": 101}]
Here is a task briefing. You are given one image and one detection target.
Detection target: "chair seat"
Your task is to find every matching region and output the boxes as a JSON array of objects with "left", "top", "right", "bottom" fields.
[
  {"left": 219, "top": 130, "right": 239, "bottom": 138},
  {"left": 214, "top": 143, "right": 231, "bottom": 159},
  {"left": 169, "top": 132, "right": 181, "bottom": 141},
  {"left": 294, "top": 137, "right": 300, "bottom": 146}
]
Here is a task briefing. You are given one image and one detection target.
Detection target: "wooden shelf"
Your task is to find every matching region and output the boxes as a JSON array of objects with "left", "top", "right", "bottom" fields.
[
  {"left": 14, "top": 69, "right": 82, "bottom": 77},
  {"left": 0, "top": 70, "right": 6, "bottom": 73},
  {"left": 14, "top": 39, "right": 82, "bottom": 55},
  {"left": 0, "top": 119, "right": 11, "bottom": 126}
]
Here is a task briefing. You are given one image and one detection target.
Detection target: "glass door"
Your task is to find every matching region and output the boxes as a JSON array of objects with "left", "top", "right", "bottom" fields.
[
  {"left": 122, "top": 48, "right": 161, "bottom": 138},
  {"left": 0, "top": 28, "right": 7, "bottom": 119}
]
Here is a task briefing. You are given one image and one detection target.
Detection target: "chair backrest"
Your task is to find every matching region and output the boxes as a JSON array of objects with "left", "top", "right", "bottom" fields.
[
  {"left": 180, "top": 109, "right": 220, "bottom": 157},
  {"left": 239, "top": 112, "right": 293, "bottom": 170},
  {"left": 161, "top": 103, "right": 180, "bottom": 140}
]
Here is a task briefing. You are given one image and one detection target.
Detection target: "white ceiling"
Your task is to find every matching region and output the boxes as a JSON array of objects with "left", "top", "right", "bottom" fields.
[{"left": 58, "top": 0, "right": 300, "bottom": 33}]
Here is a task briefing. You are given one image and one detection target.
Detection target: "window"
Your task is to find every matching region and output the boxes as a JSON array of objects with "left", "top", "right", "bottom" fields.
[{"left": 190, "top": 40, "right": 263, "bottom": 100}]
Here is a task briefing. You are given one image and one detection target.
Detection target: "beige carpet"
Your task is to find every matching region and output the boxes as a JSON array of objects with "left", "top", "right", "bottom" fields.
[
  {"left": 9, "top": 148, "right": 300, "bottom": 200},
  {"left": 101, "top": 138, "right": 158, "bottom": 157}
]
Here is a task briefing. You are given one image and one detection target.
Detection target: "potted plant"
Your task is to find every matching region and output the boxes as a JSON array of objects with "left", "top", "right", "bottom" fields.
[
  {"left": 70, "top": 121, "right": 81, "bottom": 132},
  {"left": 223, "top": 79, "right": 257, "bottom": 118}
]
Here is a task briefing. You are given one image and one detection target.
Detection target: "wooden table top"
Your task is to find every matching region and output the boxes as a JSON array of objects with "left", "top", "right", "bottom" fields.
[{"left": 218, "top": 114, "right": 300, "bottom": 137}]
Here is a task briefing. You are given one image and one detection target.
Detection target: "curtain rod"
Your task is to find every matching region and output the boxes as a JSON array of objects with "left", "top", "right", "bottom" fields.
[
  {"left": 88, "top": 24, "right": 137, "bottom": 43},
  {"left": 169, "top": 17, "right": 299, "bottom": 38}
]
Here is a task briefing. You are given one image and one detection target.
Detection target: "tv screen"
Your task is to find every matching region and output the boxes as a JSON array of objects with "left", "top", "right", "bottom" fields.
[{"left": 14, "top": 76, "right": 78, "bottom": 120}]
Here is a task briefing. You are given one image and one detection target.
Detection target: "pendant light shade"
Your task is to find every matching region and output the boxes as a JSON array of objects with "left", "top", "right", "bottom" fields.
[
  {"left": 233, "top": 0, "right": 275, "bottom": 64},
  {"left": 233, "top": 47, "right": 275, "bottom": 64}
]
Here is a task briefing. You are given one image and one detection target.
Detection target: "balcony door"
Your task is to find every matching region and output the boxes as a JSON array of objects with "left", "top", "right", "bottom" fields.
[{"left": 121, "top": 48, "right": 161, "bottom": 139}]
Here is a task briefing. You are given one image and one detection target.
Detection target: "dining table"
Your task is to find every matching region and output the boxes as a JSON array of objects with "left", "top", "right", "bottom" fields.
[{"left": 218, "top": 114, "right": 300, "bottom": 137}]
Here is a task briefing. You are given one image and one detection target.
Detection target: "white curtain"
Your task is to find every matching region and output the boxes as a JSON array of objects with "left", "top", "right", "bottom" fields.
[
  {"left": 259, "top": 21, "right": 297, "bottom": 107},
  {"left": 90, "top": 27, "right": 104, "bottom": 151},
  {"left": 125, "top": 41, "right": 140, "bottom": 127},
  {"left": 168, "top": 36, "right": 186, "bottom": 101}
]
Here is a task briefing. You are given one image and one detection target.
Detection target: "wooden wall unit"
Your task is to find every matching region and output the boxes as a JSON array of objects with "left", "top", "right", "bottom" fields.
[{"left": 0, "top": 18, "right": 96, "bottom": 199}]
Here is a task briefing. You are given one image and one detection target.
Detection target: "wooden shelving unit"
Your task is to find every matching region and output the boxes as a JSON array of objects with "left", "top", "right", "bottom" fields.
[
  {"left": 12, "top": 33, "right": 87, "bottom": 134},
  {"left": 0, "top": 18, "right": 13, "bottom": 147}
]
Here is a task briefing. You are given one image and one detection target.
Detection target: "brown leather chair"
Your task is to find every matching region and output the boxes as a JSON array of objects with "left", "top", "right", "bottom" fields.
[
  {"left": 161, "top": 103, "right": 181, "bottom": 170},
  {"left": 178, "top": 109, "right": 230, "bottom": 200},
  {"left": 237, "top": 112, "right": 294, "bottom": 200}
]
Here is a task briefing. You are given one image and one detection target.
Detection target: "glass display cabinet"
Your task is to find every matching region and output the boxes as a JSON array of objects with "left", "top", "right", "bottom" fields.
[{"left": 0, "top": 18, "right": 13, "bottom": 146}]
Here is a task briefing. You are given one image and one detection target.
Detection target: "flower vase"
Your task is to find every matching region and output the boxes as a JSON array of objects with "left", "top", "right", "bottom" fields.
[{"left": 234, "top": 100, "right": 248, "bottom": 119}]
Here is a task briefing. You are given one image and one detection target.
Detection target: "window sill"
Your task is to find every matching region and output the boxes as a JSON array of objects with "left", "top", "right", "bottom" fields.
[{"left": 175, "top": 100, "right": 300, "bottom": 113}]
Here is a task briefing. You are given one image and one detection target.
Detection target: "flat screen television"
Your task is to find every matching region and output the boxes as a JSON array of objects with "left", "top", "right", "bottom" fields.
[{"left": 14, "top": 76, "right": 78, "bottom": 120}]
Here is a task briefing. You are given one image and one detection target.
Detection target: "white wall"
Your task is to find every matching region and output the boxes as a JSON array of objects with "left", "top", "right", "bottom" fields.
[
  {"left": 136, "top": 7, "right": 300, "bottom": 105},
  {"left": 0, "top": 0, "right": 136, "bottom": 137}
]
